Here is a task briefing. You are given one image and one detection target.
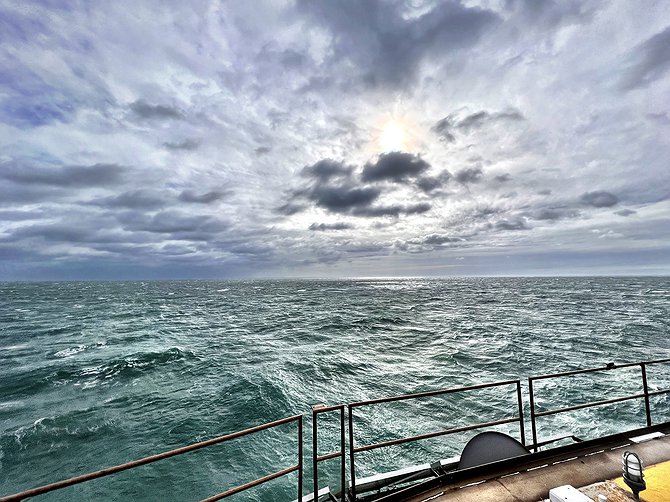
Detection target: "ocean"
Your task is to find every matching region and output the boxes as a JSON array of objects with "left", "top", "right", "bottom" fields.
[{"left": 1, "top": 277, "right": 669, "bottom": 501}]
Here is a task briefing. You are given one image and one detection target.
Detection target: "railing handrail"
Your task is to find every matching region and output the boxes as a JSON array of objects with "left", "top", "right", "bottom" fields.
[
  {"left": 529, "top": 357, "right": 670, "bottom": 381},
  {"left": 527, "top": 359, "right": 670, "bottom": 452},
  {"left": 0, "top": 415, "right": 303, "bottom": 502},
  {"left": 347, "top": 379, "right": 524, "bottom": 501}
]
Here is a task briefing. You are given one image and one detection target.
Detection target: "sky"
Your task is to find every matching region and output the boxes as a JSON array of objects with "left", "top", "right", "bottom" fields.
[{"left": 1, "top": 0, "right": 669, "bottom": 280}]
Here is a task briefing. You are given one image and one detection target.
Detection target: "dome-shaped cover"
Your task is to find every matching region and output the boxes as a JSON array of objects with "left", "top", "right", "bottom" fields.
[{"left": 458, "top": 431, "right": 530, "bottom": 470}]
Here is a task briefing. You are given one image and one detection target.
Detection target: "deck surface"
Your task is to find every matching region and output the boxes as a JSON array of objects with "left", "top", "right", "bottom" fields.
[{"left": 405, "top": 433, "right": 670, "bottom": 502}]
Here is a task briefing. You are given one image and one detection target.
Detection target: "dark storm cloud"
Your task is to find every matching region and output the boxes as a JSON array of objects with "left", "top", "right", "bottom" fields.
[
  {"left": 361, "top": 152, "right": 430, "bottom": 182},
  {"left": 91, "top": 189, "right": 168, "bottom": 210},
  {"left": 308, "top": 222, "right": 353, "bottom": 231},
  {"left": 620, "top": 25, "right": 670, "bottom": 90},
  {"left": 308, "top": 184, "right": 381, "bottom": 212},
  {"left": 455, "top": 167, "right": 483, "bottom": 183},
  {"left": 163, "top": 138, "right": 200, "bottom": 151},
  {"left": 178, "top": 190, "right": 227, "bottom": 204},
  {"left": 129, "top": 100, "right": 183, "bottom": 120},
  {"left": 352, "top": 202, "right": 431, "bottom": 218},
  {"left": 1, "top": 163, "right": 125, "bottom": 187},
  {"left": 580, "top": 190, "right": 619, "bottom": 208},
  {"left": 298, "top": 0, "right": 499, "bottom": 88},
  {"left": 301, "top": 159, "right": 353, "bottom": 182},
  {"left": 494, "top": 174, "right": 512, "bottom": 183}
]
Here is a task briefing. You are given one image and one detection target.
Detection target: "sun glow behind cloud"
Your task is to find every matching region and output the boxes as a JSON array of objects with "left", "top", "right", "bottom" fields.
[{"left": 379, "top": 120, "right": 407, "bottom": 152}]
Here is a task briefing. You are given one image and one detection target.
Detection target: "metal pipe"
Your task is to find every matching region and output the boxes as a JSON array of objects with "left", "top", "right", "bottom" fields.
[
  {"left": 353, "top": 416, "right": 521, "bottom": 453},
  {"left": 200, "top": 465, "right": 300, "bottom": 502},
  {"left": 348, "top": 379, "right": 519, "bottom": 408},
  {"left": 516, "top": 380, "right": 526, "bottom": 446},
  {"left": 530, "top": 358, "right": 670, "bottom": 381},
  {"left": 298, "top": 416, "right": 303, "bottom": 502},
  {"left": 641, "top": 363, "right": 652, "bottom": 427},
  {"left": 312, "top": 410, "right": 318, "bottom": 501},
  {"left": 340, "top": 406, "right": 346, "bottom": 502},
  {"left": 348, "top": 405, "right": 356, "bottom": 501},
  {"left": 528, "top": 377, "right": 538, "bottom": 453},
  {"left": 535, "top": 393, "right": 647, "bottom": 417}
]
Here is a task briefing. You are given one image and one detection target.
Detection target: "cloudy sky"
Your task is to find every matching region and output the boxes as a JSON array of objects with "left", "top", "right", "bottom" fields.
[{"left": 1, "top": 0, "right": 669, "bottom": 279}]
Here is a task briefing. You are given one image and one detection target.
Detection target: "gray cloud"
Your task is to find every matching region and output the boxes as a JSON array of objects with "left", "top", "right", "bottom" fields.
[
  {"left": 528, "top": 207, "right": 579, "bottom": 221},
  {"left": 456, "top": 109, "right": 524, "bottom": 132},
  {"left": 580, "top": 190, "right": 619, "bottom": 208},
  {"left": 431, "top": 117, "right": 456, "bottom": 143},
  {"left": 301, "top": 159, "right": 353, "bottom": 182},
  {"left": 309, "top": 222, "right": 353, "bottom": 231},
  {"left": 455, "top": 167, "right": 483, "bottom": 184},
  {"left": 621, "top": 25, "right": 670, "bottom": 90},
  {"left": 432, "top": 108, "right": 524, "bottom": 142},
  {"left": 119, "top": 210, "right": 228, "bottom": 235},
  {"left": 615, "top": 208, "right": 636, "bottom": 217},
  {"left": 92, "top": 189, "right": 168, "bottom": 210},
  {"left": 298, "top": 0, "right": 499, "bottom": 89},
  {"left": 129, "top": 100, "right": 183, "bottom": 120},
  {"left": 307, "top": 184, "right": 381, "bottom": 212},
  {"left": 495, "top": 218, "right": 529, "bottom": 231},
  {"left": 352, "top": 202, "right": 431, "bottom": 218},
  {"left": 415, "top": 171, "right": 451, "bottom": 193},
  {"left": 178, "top": 190, "right": 227, "bottom": 204},
  {"left": 362, "top": 152, "right": 430, "bottom": 182},
  {"left": 163, "top": 139, "right": 200, "bottom": 151},
  {"left": 1, "top": 163, "right": 125, "bottom": 187}
]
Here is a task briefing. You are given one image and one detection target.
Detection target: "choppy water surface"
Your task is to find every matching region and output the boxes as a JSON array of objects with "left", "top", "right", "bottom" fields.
[{"left": 1, "top": 278, "right": 669, "bottom": 501}]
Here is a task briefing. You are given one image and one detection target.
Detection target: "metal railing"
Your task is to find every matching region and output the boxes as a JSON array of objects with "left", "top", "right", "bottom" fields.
[
  {"left": 0, "top": 415, "right": 303, "bottom": 502},
  {"left": 528, "top": 358, "right": 670, "bottom": 451},
  {"left": 312, "top": 404, "right": 346, "bottom": 502},
  {"left": 346, "top": 379, "right": 525, "bottom": 501}
]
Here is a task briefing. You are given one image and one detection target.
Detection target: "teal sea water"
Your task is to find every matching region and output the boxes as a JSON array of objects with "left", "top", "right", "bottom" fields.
[{"left": 1, "top": 278, "right": 669, "bottom": 501}]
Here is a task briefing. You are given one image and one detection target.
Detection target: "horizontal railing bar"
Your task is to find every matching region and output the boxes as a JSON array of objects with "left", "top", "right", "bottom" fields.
[
  {"left": 200, "top": 465, "right": 299, "bottom": 502},
  {"left": 530, "top": 358, "right": 670, "bottom": 381},
  {"left": 0, "top": 415, "right": 302, "bottom": 502},
  {"left": 353, "top": 416, "right": 520, "bottom": 454},
  {"left": 535, "top": 394, "right": 646, "bottom": 417},
  {"left": 316, "top": 451, "right": 342, "bottom": 462},
  {"left": 349, "top": 379, "right": 520, "bottom": 408},
  {"left": 313, "top": 404, "right": 345, "bottom": 414},
  {"left": 648, "top": 388, "right": 670, "bottom": 397}
]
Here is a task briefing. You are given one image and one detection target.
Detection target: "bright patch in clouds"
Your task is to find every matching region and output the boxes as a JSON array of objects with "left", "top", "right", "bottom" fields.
[
  {"left": 0, "top": 0, "right": 669, "bottom": 279},
  {"left": 379, "top": 120, "right": 407, "bottom": 152}
]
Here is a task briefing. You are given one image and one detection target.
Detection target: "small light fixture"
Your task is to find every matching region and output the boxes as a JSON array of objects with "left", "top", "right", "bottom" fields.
[{"left": 622, "top": 451, "right": 646, "bottom": 500}]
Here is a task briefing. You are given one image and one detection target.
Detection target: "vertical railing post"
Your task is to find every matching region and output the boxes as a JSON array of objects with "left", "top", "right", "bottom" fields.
[
  {"left": 298, "top": 415, "right": 303, "bottom": 502},
  {"left": 528, "top": 377, "right": 538, "bottom": 452},
  {"left": 516, "top": 380, "right": 526, "bottom": 446},
  {"left": 340, "top": 407, "right": 346, "bottom": 502},
  {"left": 348, "top": 405, "right": 356, "bottom": 501},
  {"left": 641, "top": 363, "right": 652, "bottom": 427},
  {"left": 312, "top": 408, "right": 318, "bottom": 500}
]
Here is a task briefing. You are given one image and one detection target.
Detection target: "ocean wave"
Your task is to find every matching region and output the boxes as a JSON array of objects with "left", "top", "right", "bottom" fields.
[{"left": 44, "top": 347, "right": 198, "bottom": 387}]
